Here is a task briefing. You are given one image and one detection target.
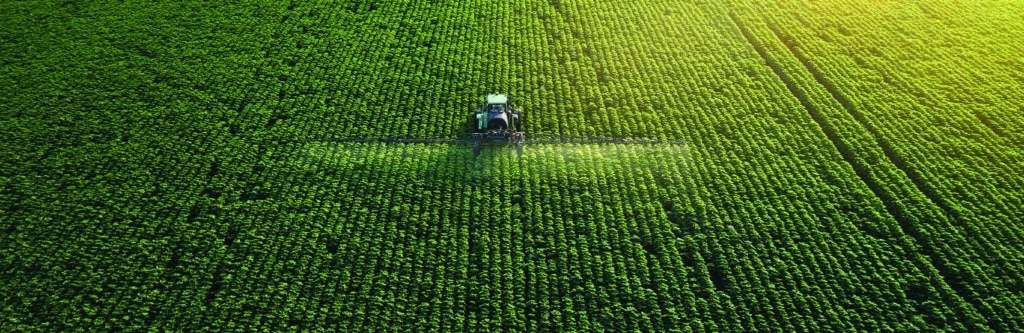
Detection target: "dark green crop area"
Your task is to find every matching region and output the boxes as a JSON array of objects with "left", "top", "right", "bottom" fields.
[{"left": 2, "top": 0, "right": 1022, "bottom": 331}]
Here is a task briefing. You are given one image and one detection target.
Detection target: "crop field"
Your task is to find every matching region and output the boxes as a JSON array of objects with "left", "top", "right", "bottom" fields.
[{"left": 2, "top": 0, "right": 1022, "bottom": 331}]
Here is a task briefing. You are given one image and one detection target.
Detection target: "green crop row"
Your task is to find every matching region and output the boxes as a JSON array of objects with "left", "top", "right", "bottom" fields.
[
  {"left": 2, "top": 0, "right": 1021, "bottom": 331},
  {"left": 728, "top": 0, "right": 1024, "bottom": 330}
]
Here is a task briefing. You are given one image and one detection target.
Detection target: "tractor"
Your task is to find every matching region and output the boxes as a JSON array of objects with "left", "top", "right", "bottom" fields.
[{"left": 472, "top": 93, "right": 524, "bottom": 157}]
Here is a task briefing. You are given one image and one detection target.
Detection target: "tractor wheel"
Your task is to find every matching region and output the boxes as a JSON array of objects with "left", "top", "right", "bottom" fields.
[
  {"left": 472, "top": 135, "right": 482, "bottom": 157},
  {"left": 514, "top": 133, "right": 525, "bottom": 158}
]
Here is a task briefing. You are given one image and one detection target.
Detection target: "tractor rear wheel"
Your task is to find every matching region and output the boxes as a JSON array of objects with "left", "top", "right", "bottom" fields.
[
  {"left": 514, "top": 133, "right": 524, "bottom": 157},
  {"left": 472, "top": 136, "right": 481, "bottom": 157}
]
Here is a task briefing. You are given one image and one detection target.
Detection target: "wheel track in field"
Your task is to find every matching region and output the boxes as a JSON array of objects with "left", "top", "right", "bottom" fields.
[
  {"left": 762, "top": 24, "right": 965, "bottom": 228},
  {"left": 727, "top": 12, "right": 991, "bottom": 329}
]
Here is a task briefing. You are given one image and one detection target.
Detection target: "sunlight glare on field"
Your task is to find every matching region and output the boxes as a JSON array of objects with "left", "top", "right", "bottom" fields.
[
  {"left": 296, "top": 141, "right": 691, "bottom": 182},
  {"left": 525, "top": 143, "right": 690, "bottom": 164}
]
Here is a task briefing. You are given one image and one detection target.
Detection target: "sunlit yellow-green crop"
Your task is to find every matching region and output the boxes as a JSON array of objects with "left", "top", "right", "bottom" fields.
[{"left": 2, "top": 0, "right": 1021, "bottom": 331}]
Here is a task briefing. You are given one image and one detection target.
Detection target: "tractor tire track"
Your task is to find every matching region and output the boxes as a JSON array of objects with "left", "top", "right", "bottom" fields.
[
  {"left": 727, "top": 12, "right": 990, "bottom": 329},
  {"left": 762, "top": 24, "right": 964, "bottom": 227}
]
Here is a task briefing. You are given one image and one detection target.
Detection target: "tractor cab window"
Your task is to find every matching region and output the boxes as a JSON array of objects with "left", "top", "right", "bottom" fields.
[{"left": 490, "top": 104, "right": 503, "bottom": 113}]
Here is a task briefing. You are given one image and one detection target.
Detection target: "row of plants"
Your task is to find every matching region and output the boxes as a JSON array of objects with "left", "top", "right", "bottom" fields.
[
  {"left": 494, "top": 0, "right": 985, "bottom": 330},
  {"left": 728, "top": 0, "right": 1023, "bottom": 330},
  {"left": 3, "top": 0, "right": 1010, "bottom": 331}
]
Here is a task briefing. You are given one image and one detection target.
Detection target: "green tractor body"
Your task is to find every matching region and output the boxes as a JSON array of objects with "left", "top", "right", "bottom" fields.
[{"left": 472, "top": 93, "right": 523, "bottom": 157}]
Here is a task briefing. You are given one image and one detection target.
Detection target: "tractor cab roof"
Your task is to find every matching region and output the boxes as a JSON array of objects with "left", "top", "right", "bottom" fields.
[{"left": 485, "top": 94, "right": 508, "bottom": 105}]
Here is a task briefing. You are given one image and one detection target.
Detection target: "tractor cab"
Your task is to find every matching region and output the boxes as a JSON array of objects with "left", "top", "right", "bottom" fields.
[
  {"left": 475, "top": 94, "right": 520, "bottom": 131},
  {"left": 471, "top": 93, "right": 525, "bottom": 157},
  {"left": 485, "top": 94, "right": 509, "bottom": 107}
]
